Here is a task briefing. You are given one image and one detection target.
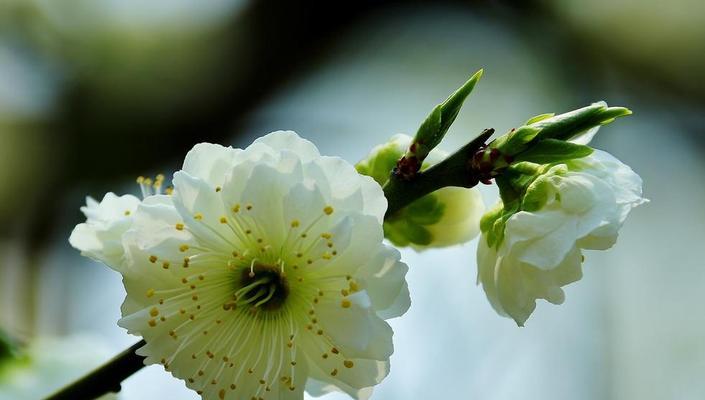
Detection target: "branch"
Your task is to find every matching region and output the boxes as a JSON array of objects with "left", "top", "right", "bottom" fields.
[
  {"left": 45, "top": 340, "right": 145, "bottom": 400},
  {"left": 384, "top": 128, "right": 494, "bottom": 217},
  {"left": 45, "top": 128, "right": 494, "bottom": 400}
]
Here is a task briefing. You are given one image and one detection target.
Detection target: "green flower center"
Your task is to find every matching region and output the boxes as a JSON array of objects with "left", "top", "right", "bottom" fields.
[{"left": 236, "top": 263, "right": 289, "bottom": 311}]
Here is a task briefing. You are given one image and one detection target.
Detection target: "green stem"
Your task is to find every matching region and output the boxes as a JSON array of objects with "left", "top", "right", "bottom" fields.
[
  {"left": 384, "top": 128, "right": 494, "bottom": 217},
  {"left": 45, "top": 128, "right": 494, "bottom": 400}
]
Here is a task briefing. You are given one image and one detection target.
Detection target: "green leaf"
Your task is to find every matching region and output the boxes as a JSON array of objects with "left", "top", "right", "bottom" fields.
[
  {"left": 531, "top": 101, "right": 631, "bottom": 142},
  {"left": 513, "top": 139, "right": 593, "bottom": 164},
  {"left": 411, "top": 69, "right": 483, "bottom": 162}
]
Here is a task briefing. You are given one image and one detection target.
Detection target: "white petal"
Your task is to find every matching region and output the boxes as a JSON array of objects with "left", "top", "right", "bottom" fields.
[
  {"left": 356, "top": 246, "right": 410, "bottom": 319},
  {"left": 182, "top": 143, "right": 241, "bottom": 187},
  {"left": 570, "top": 125, "right": 600, "bottom": 145},
  {"left": 505, "top": 209, "right": 578, "bottom": 270},
  {"left": 69, "top": 193, "right": 140, "bottom": 269},
  {"left": 252, "top": 130, "right": 320, "bottom": 163},
  {"left": 422, "top": 187, "right": 484, "bottom": 247},
  {"left": 315, "top": 291, "right": 394, "bottom": 360},
  {"left": 305, "top": 157, "right": 387, "bottom": 223}
]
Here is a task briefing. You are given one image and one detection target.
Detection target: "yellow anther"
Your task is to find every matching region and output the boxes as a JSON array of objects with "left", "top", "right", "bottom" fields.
[
  {"left": 146, "top": 288, "right": 155, "bottom": 298},
  {"left": 192, "top": 295, "right": 198, "bottom": 301},
  {"left": 162, "top": 261, "right": 170, "bottom": 269},
  {"left": 215, "top": 186, "right": 222, "bottom": 192},
  {"left": 341, "top": 299, "right": 352, "bottom": 308},
  {"left": 136, "top": 176, "right": 145, "bottom": 184},
  {"left": 291, "top": 220, "right": 300, "bottom": 228},
  {"left": 179, "top": 244, "right": 189, "bottom": 252},
  {"left": 331, "top": 347, "right": 339, "bottom": 354},
  {"left": 341, "top": 289, "right": 349, "bottom": 296},
  {"left": 219, "top": 389, "right": 225, "bottom": 400},
  {"left": 148, "top": 319, "right": 157, "bottom": 327},
  {"left": 232, "top": 204, "right": 240, "bottom": 213},
  {"left": 344, "top": 360, "right": 354, "bottom": 368},
  {"left": 330, "top": 369, "right": 338, "bottom": 376},
  {"left": 149, "top": 307, "right": 159, "bottom": 317},
  {"left": 322, "top": 353, "right": 328, "bottom": 359},
  {"left": 323, "top": 206, "right": 334, "bottom": 215},
  {"left": 219, "top": 216, "right": 227, "bottom": 224},
  {"left": 349, "top": 281, "right": 359, "bottom": 292},
  {"left": 322, "top": 253, "right": 332, "bottom": 260},
  {"left": 194, "top": 212, "right": 203, "bottom": 220},
  {"left": 124, "top": 210, "right": 131, "bottom": 216},
  {"left": 246, "top": 204, "right": 253, "bottom": 210},
  {"left": 148, "top": 255, "right": 158, "bottom": 263},
  {"left": 321, "top": 232, "right": 332, "bottom": 239},
  {"left": 143, "top": 178, "right": 153, "bottom": 186},
  {"left": 175, "top": 223, "right": 184, "bottom": 231}
]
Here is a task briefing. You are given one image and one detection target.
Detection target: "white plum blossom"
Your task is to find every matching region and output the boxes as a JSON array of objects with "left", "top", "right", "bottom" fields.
[
  {"left": 69, "top": 192, "right": 141, "bottom": 268},
  {"left": 71, "top": 131, "right": 410, "bottom": 400},
  {"left": 477, "top": 149, "right": 647, "bottom": 326}
]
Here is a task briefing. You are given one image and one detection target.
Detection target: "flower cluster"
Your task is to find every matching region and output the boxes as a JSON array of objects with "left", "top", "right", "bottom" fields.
[
  {"left": 477, "top": 144, "right": 646, "bottom": 325},
  {"left": 70, "top": 132, "right": 410, "bottom": 400}
]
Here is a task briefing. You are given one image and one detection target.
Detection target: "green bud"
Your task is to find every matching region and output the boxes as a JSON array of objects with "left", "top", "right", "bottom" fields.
[
  {"left": 531, "top": 101, "right": 631, "bottom": 142},
  {"left": 405, "top": 69, "right": 483, "bottom": 170},
  {"left": 488, "top": 101, "right": 630, "bottom": 172},
  {"left": 358, "top": 134, "right": 485, "bottom": 248}
]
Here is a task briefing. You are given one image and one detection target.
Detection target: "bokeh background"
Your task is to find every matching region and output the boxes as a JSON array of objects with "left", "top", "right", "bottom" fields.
[{"left": 1, "top": 0, "right": 704, "bottom": 399}]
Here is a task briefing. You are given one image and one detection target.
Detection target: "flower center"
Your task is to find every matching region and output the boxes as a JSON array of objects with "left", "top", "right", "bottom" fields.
[{"left": 236, "top": 263, "right": 289, "bottom": 311}]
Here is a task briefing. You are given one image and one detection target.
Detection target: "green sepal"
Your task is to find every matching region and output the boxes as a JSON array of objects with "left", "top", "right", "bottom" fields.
[
  {"left": 383, "top": 192, "right": 444, "bottom": 246},
  {"left": 513, "top": 139, "right": 593, "bottom": 164},
  {"left": 525, "top": 113, "right": 555, "bottom": 125},
  {"left": 493, "top": 126, "right": 541, "bottom": 156},
  {"left": 384, "top": 218, "right": 433, "bottom": 247}
]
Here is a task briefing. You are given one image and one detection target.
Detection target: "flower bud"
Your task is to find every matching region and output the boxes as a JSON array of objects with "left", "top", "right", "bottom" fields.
[{"left": 357, "top": 134, "right": 485, "bottom": 249}]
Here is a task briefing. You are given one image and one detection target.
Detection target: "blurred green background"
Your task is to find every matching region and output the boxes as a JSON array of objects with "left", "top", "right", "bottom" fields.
[{"left": 1, "top": 0, "right": 704, "bottom": 399}]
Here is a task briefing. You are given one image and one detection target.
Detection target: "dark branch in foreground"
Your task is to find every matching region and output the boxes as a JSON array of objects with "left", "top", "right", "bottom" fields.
[
  {"left": 45, "top": 340, "right": 146, "bottom": 400},
  {"left": 45, "top": 128, "right": 493, "bottom": 400}
]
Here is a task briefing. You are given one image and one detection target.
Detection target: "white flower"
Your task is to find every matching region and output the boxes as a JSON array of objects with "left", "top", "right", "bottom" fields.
[
  {"left": 69, "top": 192, "right": 140, "bottom": 268},
  {"left": 477, "top": 149, "right": 647, "bottom": 326},
  {"left": 75, "top": 131, "right": 410, "bottom": 400},
  {"left": 357, "top": 134, "right": 484, "bottom": 249}
]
